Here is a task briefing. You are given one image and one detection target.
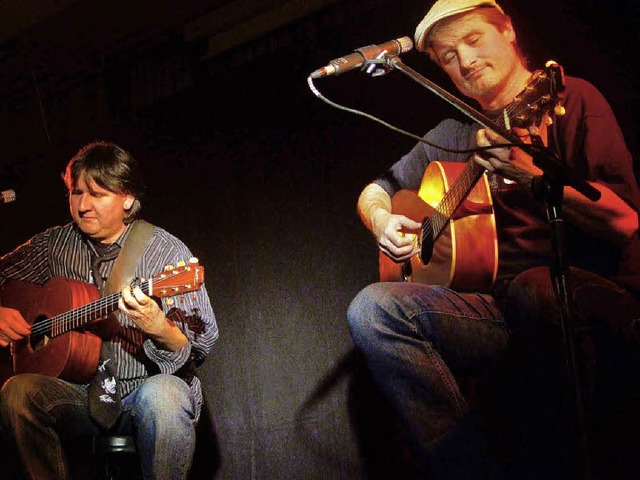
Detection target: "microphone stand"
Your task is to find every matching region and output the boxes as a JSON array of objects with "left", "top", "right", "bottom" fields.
[{"left": 376, "top": 54, "right": 598, "bottom": 480}]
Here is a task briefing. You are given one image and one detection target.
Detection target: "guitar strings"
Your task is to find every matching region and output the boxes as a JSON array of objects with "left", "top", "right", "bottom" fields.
[
  {"left": 29, "top": 279, "right": 152, "bottom": 338},
  {"left": 30, "top": 291, "right": 121, "bottom": 337},
  {"left": 31, "top": 291, "right": 122, "bottom": 337}
]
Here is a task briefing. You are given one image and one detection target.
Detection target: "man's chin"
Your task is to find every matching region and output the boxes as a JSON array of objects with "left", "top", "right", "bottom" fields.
[
  {"left": 460, "top": 79, "right": 500, "bottom": 104},
  {"left": 77, "top": 224, "right": 102, "bottom": 239}
]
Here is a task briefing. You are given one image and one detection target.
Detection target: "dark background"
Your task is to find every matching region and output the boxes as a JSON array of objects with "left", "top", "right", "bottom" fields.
[{"left": 0, "top": 0, "right": 638, "bottom": 478}]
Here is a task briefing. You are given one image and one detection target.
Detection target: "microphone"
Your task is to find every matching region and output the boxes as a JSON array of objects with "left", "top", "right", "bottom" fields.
[
  {"left": 1, "top": 189, "right": 16, "bottom": 205},
  {"left": 311, "top": 37, "right": 413, "bottom": 79}
]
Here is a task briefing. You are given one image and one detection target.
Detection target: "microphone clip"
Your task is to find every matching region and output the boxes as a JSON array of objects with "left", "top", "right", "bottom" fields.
[{"left": 361, "top": 51, "right": 397, "bottom": 77}]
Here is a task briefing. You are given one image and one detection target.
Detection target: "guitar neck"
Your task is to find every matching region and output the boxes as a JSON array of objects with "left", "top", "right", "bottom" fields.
[{"left": 47, "top": 279, "right": 150, "bottom": 337}]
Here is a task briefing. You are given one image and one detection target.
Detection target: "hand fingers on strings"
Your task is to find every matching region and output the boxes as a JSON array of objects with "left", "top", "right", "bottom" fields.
[
  {"left": 478, "top": 128, "right": 510, "bottom": 151},
  {"left": 379, "top": 238, "right": 419, "bottom": 263},
  {"left": 118, "top": 297, "right": 131, "bottom": 316},
  {"left": 397, "top": 215, "right": 422, "bottom": 231},
  {"left": 131, "top": 285, "right": 150, "bottom": 305},
  {"left": 476, "top": 128, "right": 491, "bottom": 147},
  {"left": 119, "top": 287, "right": 141, "bottom": 316},
  {"left": 380, "top": 247, "right": 414, "bottom": 263},
  {"left": 483, "top": 128, "right": 508, "bottom": 145},
  {"left": 0, "top": 307, "right": 31, "bottom": 332},
  {"left": 0, "top": 325, "right": 28, "bottom": 345},
  {"left": 0, "top": 317, "right": 31, "bottom": 337},
  {"left": 385, "top": 216, "right": 420, "bottom": 244},
  {"left": 0, "top": 323, "right": 29, "bottom": 346},
  {"left": 473, "top": 153, "right": 498, "bottom": 172},
  {"left": 382, "top": 229, "right": 417, "bottom": 256},
  {"left": 475, "top": 131, "right": 511, "bottom": 171}
]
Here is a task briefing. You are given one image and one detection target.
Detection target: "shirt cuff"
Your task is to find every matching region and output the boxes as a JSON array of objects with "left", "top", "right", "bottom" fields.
[{"left": 142, "top": 338, "right": 192, "bottom": 374}]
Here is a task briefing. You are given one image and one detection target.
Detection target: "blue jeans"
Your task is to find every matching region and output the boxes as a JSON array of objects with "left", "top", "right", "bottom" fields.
[
  {"left": 347, "top": 282, "right": 509, "bottom": 469},
  {"left": 0, "top": 373, "right": 197, "bottom": 480}
]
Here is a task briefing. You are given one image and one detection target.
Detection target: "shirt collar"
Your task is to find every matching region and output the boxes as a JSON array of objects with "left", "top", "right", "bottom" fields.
[{"left": 75, "top": 222, "right": 136, "bottom": 257}]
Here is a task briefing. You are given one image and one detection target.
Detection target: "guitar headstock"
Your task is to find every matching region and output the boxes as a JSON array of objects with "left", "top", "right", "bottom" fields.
[
  {"left": 506, "top": 60, "right": 566, "bottom": 130},
  {"left": 150, "top": 258, "right": 205, "bottom": 298}
]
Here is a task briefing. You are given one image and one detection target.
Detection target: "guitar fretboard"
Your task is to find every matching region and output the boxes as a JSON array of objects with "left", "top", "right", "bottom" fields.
[{"left": 30, "top": 279, "right": 151, "bottom": 339}]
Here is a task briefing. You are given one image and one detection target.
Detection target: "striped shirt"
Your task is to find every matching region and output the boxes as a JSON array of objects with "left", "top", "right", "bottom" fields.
[{"left": 0, "top": 221, "right": 218, "bottom": 419}]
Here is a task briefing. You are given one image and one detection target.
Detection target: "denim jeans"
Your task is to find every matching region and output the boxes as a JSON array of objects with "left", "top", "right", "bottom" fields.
[
  {"left": 347, "top": 281, "right": 509, "bottom": 471},
  {"left": 0, "top": 373, "right": 197, "bottom": 480}
]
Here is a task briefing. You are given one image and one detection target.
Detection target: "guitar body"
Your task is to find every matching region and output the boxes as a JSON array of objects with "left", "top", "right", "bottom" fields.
[
  {"left": 0, "top": 277, "right": 102, "bottom": 384},
  {"left": 379, "top": 161, "right": 498, "bottom": 292}
]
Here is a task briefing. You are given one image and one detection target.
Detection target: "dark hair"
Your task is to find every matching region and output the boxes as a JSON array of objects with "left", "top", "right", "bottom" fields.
[
  {"left": 425, "top": 6, "right": 528, "bottom": 67},
  {"left": 63, "top": 141, "right": 144, "bottom": 223}
]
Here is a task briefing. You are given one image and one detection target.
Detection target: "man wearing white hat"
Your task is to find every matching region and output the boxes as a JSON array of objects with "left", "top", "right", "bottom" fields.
[{"left": 347, "top": 0, "right": 640, "bottom": 477}]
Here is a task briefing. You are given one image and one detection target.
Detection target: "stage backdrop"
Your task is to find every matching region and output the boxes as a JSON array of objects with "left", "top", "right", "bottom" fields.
[{"left": 0, "top": 0, "right": 638, "bottom": 478}]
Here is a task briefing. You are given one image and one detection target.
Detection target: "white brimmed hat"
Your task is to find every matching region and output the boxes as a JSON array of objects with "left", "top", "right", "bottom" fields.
[{"left": 414, "top": 0, "right": 504, "bottom": 51}]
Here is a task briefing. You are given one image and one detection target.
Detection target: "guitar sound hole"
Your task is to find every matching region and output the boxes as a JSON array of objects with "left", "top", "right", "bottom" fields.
[
  {"left": 402, "top": 261, "right": 413, "bottom": 282},
  {"left": 421, "top": 237, "right": 434, "bottom": 265},
  {"left": 29, "top": 316, "right": 51, "bottom": 351}
]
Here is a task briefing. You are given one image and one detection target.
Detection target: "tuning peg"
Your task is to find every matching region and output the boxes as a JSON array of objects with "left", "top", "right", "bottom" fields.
[
  {"left": 164, "top": 264, "right": 174, "bottom": 271},
  {"left": 189, "top": 257, "right": 199, "bottom": 264},
  {"left": 554, "top": 104, "right": 566, "bottom": 116},
  {"left": 177, "top": 260, "right": 186, "bottom": 267},
  {"left": 165, "top": 298, "right": 175, "bottom": 307}
]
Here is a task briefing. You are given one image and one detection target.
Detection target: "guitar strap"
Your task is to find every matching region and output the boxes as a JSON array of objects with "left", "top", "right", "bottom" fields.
[
  {"left": 88, "top": 219, "right": 156, "bottom": 429},
  {"left": 104, "top": 220, "right": 157, "bottom": 296}
]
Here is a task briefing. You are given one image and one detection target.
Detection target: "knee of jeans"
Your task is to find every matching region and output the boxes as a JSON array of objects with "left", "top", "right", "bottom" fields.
[
  {"left": 347, "top": 283, "right": 404, "bottom": 347},
  {"left": 0, "top": 374, "right": 41, "bottom": 424},
  {"left": 1, "top": 374, "right": 42, "bottom": 406},
  {"left": 132, "top": 375, "right": 195, "bottom": 421},
  {"left": 348, "top": 285, "right": 379, "bottom": 335}
]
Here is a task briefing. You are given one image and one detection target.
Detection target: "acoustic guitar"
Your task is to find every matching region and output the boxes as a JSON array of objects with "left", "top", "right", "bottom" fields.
[
  {"left": 0, "top": 259, "right": 204, "bottom": 384},
  {"left": 379, "top": 62, "right": 566, "bottom": 291}
]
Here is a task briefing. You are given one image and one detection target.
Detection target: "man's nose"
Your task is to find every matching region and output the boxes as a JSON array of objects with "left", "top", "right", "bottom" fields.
[
  {"left": 78, "top": 194, "right": 92, "bottom": 211},
  {"left": 458, "top": 46, "right": 477, "bottom": 70}
]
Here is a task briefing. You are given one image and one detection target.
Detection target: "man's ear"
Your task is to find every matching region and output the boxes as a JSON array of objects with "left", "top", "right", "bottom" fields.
[
  {"left": 123, "top": 194, "right": 135, "bottom": 210},
  {"left": 503, "top": 20, "right": 516, "bottom": 44}
]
